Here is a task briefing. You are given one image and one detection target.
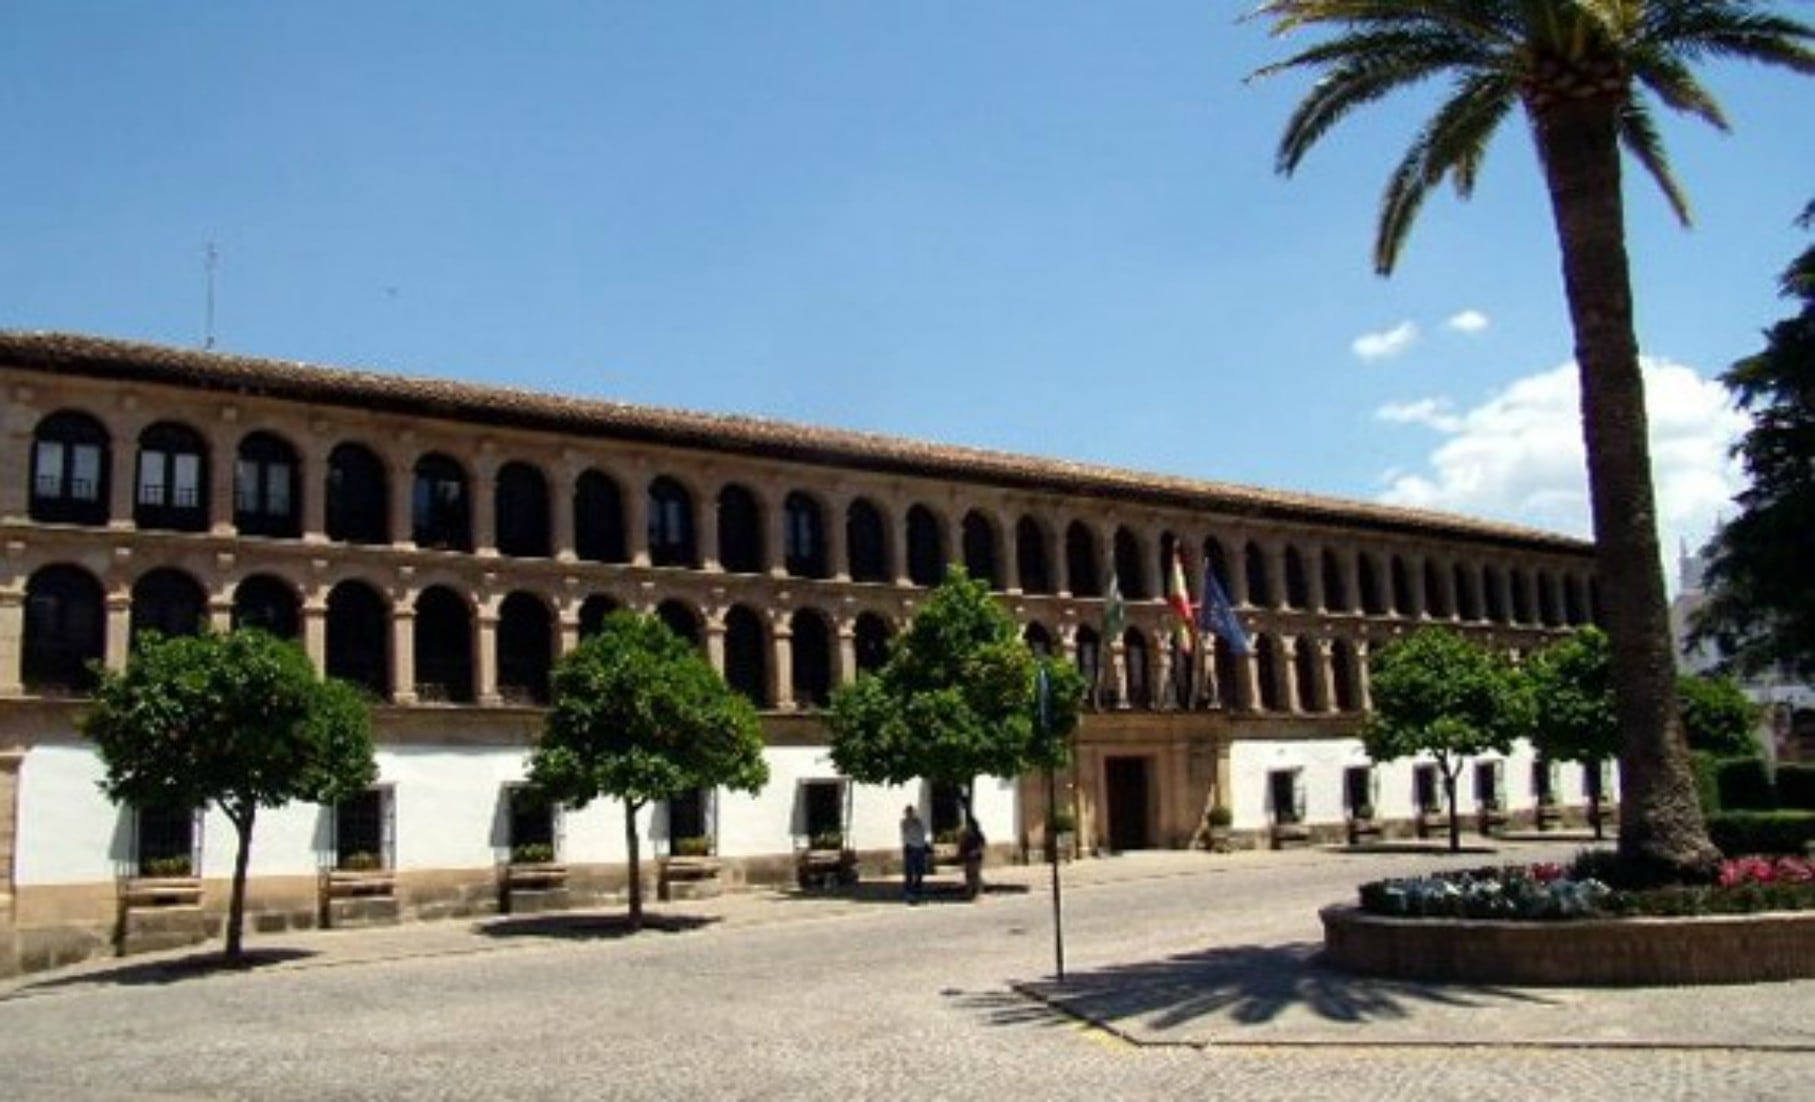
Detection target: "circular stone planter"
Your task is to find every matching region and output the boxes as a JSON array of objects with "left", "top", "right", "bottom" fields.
[{"left": 1321, "top": 905, "right": 1815, "bottom": 986}]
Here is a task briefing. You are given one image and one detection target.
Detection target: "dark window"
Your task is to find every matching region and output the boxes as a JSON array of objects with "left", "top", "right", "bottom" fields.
[
  {"left": 326, "top": 580, "right": 389, "bottom": 698},
  {"left": 1322, "top": 550, "right": 1349, "bottom": 612},
  {"left": 411, "top": 454, "right": 471, "bottom": 551},
  {"left": 667, "top": 789, "right": 709, "bottom": 845},
  {"left": 334, "top": 788, "right": 392, "bottom": 869},
  {"left": 1511, "top": 570, "right": 1533, "bottom": 624},
  {"left": 1414, "top": 764, "right": 1441, "bottom": 814},
  {"left": 717, "top": 484, "right": 764, "bottom": 573},
  {"left": 1564, "top": 576, "right": 1587, "bottom": 626},
  {"left": 134, "top": 421, "right": 209, "bottom": 532},
  {"left": 1538, "top": 572, "right": 1561, "bottom": 627},
  {"left": 23, "top": 564, "right": 105, "bottom": 694},
  {"left": 1390, "top": 557, "right": 1413, "bottom": 616},
  {"left": 1212, "top": 635, "right": 1240, "bottom": 711},
  {"left": 1344, "top": 766, "right": 1374, "bottom": 816},
  {"left": 573, "top": 469, "right": 627, "bottom": 563},
  {"left": 1016, "top": 516, "right": 1051, "bottom": 594},
  {"left": 1533, "top": 758, "right": 1556, "bottom": 804},
  {"left": 929, "top": 782, "right": 964, "bottom": 838},
  {"left": 414, "top": 587, "right": 473, "bottom": 703},
  {"left": 1114, "top": 529, "right": 1146, "bottom": 599},
  {"left": 1293, "top": 638, "right": 1318, "bottom": 712},
  {"left": 1284, "top": 547, "right": 1308, "bottom": 610},
  {"left": 1425, "top": 560, "right": 1450, "bottom": 618},
  {"left": 30, "top": 410, "right": 110, "bottom": 525},
  {"left": 648, "top": 477, "right": 696, "bottom": 568},
  {"left": 1483, "top": 565, "right": 1508, "bottom": 622},
  {"left": 1269, "top": 769, "right": 1303, "bottom": 824},
  {"left": 233, "top": 431, "right": 300, "bottom": 539},
  {"left": 130, "top": 568, "right": 206, "bottom": 646},
  {"left": 1024, "top": 622, "right": 1052, "bottom": 657},
  {"left": 1075, "top": 625, "right": 1102, "bottom": 708},
  {"left": 962, "top": 511, "right": 998, "bottom": 589},
  {"left": 1454, "top": 563, "right": 1480, "bottom": 621},
  {"left": 497, "top": 592, "right": 553, "bottom": 705},
  {"left": 906, "top": 505, "right": 943, "bottom": 587},
  {"left": 1244, "top": 543, "right": 1270, "bottom": 607},
  {"left": 1359, "top": 553, "right": 1385, "bottom": 615},
  {"left": 656, "top": 600, "right": 701, "bottom": 648},
  {"left": 494, "top": 461, "right": 551, "bottom": 558},
  {"left": 1202, "top": 538, "right": 1230, "bottom": 597},
  {"left": 790, "top": 609, "right": 832, "bottom": 708},
  {"left": 231, "top": 574, "right": 300, "bottom": 639},
  {"left": 799, "top": 779, "right": 845, "bottom": 843},
  {"left": 784, "top": 492, "right": 827, "bottom": 579},
  {"left": 846, "top": 499, "right": 889, "bottom": 583},
  {"left": 723, "top": 605, "right": 768, "bottom": 707},
  {"left": 854, "top": 612, "right": 891, "bottom": 674},
  {"left": 1123, "top": 629, "right": 1149, "bottom": 709},
  {"left": 1066, "top": 523, "right": 1101, "bottom": 597},
  {"left": 508, "top": 786, "right": 558, "bottom": 855},
  {"left": 1255, "top": 635, "right": 1282, "bottom": 712},
  {"left": 326, "top": 442, "right": 389, "bottom": 545},
  {"left": 136, "top": 804, "right": 199, "bottom": 876},
  {"left": 578, "top": 594, "right": 619, "bottom": 639},
  {"left": 1475, "top": 760, "right": 1503, "bottom": 810},
  {"left": 1330, "top": 640, "right": 1358, "bottom": 712}
]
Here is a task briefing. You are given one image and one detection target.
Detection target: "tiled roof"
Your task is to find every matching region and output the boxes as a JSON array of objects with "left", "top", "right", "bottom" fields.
[{"left": 0, "top": 330, "right": 1592, "bottom": 554}]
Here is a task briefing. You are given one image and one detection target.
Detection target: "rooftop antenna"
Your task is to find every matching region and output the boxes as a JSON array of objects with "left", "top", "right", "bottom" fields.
[{"left": 203, "top": 242, "right": 218, "bottom": 351}]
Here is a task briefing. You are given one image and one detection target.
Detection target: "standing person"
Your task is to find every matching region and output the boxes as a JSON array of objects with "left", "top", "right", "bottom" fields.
[
  {"left": 899, "top": 804, "right": 928, "bottom": 902},
  {"left": 958, "top": 816, "right": 986, "bottom": 901}
]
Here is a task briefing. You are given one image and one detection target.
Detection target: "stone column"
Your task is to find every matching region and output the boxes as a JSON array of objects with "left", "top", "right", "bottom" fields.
[
  {"left": 1266, "top": 541, "right": 1289, "bottom": 610},
  {"left": 476, "top": 608, "right": 501, "bottom": 706},
  {"left": 1340, "top": 552, "right": 1360, "bottom": 615},
  {"left": 389, "top": 458, "right": 417, "bottom": 550},
  {"left": 826, "top": 497, "right": 850, "bottom": 583},
  {"left": 1105, "top": 637, "right": 1128, "bottom": 710},
  {"left": 208, "top": 594, "right": 233, "bottom": 634},
  {"left": 766, "top": 492, "right": 789, "bottom": 578},
  {"left": 109, "top": 438, "right": 137, "bottom": 530},
  {"left": 301, "top": 594, "right": 329, "bottom": 678},
  {"left": 1316, "top": 638, "right": 1339, "bottom": 714},
  {"left": 1305, "top": 543, "right": 1327, "bottom": 614},
  {"left": 703, "top": 608, "right": 727, "bottom": 678},
  {"left": 302, "top": 441, "right": 330, "bottom": 544},
  {"left": 835, "top": 619, "right": 857, "bottom": 689},
  {"left": 390, "top": 603, "right": 418, "bottom": 705},
  {"left": 1408, "top": 554, "right": 1429, "bottom": 619},
  {"left": 472, "top": 463, "right": 498, "bottom": 558},
  {"left": 698, "top": 497, "right": 722, "bottom": 573},
  {"left": 771, "top": 617, "right": 795, "bottom": 711},
  {"left": 1354, "top": 639, "right": 1373, "bottom": 713},
  {"left": 1227, "top": 536, "right": 1252, "bottom": 607},
  {"left": 1002, "top": 514, "right": 1023, "bottom": 594},
  {"left": 625, "top": 479, "right": 650, "bottom": 567},
  {"left": 1238, "top": 651, "right": 1262, "bottom": 713},
  {"left": 1152, "top": 637, "right": 1173, "bottom": 711},
  {"left": 0, "top": 587, "right": 23, "bottom": 697},
  {"left": 209, "top": 426, "right": 237, "bottom": 537},
  {"left": 104, "top": 589, "right": 132, "bottom": 672},
  {"left": 1281, "top": 635, "right": 1303, "bottom": 714},
  {"left": 552, "top": 464, "right": 578, "bottom": 564}
]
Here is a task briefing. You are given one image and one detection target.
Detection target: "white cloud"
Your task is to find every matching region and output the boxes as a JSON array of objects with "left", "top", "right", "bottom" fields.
[
  {"left": 1375, "top": 358, "right": 1749, "bottom": 578},
  {"left": 1352, "top": 320, "right": 1420, "bottom": 362},
  {"left": 1446, "top": 309, "right": 1490, "bottom": 334}
]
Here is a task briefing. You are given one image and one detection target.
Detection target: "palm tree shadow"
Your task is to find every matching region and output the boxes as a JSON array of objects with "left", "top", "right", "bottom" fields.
[
  {"left": 1005, "top": 943, "right": 1554, "bottom": 1043},
  {"left": 4, "top": 947, "right": 317, "bottom": 997},
  {"left": 476, "top": 911, "right": 719, "bottom": 941}
]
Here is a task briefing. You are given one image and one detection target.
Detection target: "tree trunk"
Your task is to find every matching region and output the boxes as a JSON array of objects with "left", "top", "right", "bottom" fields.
[
  {"left": 624, "top": 800, "right": 643, "bottom": 932},
  {"left": 1442, "top": 764, "right": 1460, "bottom": 854},
  {"left": 226, "top": 803, "right": 255, "bottom": 966},
  {"left": 1529, "top": 91, "right": 1720, "bottom": 881}
]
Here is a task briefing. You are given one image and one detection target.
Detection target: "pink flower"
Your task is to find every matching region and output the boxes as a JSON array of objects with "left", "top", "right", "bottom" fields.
[{"left": 1773, "top": 857, "right": 1815, "bottom": 884}]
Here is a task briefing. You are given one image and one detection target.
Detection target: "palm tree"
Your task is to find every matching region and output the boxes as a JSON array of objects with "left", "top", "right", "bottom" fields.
[{"left": 1251, "top": 1, "right": 1814, "bottom": 881}]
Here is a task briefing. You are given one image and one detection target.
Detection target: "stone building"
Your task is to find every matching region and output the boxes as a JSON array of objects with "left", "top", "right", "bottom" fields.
[{"left": 1, "top": 332, "right": 1602, "bottom": 974}]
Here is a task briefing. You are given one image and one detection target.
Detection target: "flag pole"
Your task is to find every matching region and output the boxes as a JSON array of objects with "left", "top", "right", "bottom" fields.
[{"left": 1038, "top": 663, "right": 1065, "bottom": 981}]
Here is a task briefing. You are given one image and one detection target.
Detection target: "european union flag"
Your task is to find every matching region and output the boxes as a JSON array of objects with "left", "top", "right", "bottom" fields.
[{"left": 1197, "top": 564, "right": 1252, "bottom": 657}]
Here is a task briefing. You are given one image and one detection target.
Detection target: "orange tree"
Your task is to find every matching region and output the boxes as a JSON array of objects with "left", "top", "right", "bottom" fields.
[{"left": 1252, "top": 0, "right": 1814, "bottom": 880}]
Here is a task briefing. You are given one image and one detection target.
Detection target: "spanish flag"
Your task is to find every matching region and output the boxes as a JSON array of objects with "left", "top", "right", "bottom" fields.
[{"left": 1166, "top": 549, "right": 1197, "bottom": 650}]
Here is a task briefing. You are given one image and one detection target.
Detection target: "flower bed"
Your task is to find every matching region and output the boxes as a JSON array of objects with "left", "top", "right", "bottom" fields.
[{"left": 1359, "top": 855, "right": 1815, "bottom": 922}]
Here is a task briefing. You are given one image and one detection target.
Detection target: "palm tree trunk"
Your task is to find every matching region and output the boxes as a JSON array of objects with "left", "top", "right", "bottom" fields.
[{"left": 1529, "top": 93, "right": 1719, "bottom": 880}]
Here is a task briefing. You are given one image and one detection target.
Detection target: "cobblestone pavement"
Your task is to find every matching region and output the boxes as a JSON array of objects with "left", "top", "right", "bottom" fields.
[{"left": 3, "top": 841, "right": 1811, "bottom": 1100}]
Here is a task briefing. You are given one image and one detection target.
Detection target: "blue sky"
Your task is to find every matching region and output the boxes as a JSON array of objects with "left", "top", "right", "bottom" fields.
[{"left": 3, "top": 3, "right": 1810, "bottom": 573}]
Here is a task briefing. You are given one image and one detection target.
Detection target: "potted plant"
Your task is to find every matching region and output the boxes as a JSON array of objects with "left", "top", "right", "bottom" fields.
[
  {"left": 510, "top": 842, "right": 556, "bottom": 865},
  {"left": 1205, "top": 805, "right": 1233, "bottom": 853},
  {"left": 672, "top": 835, "right": 713, "bottom": 859}
]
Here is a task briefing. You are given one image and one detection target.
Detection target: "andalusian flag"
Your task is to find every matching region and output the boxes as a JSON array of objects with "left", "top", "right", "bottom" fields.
[
  {"left": 1103, "top": 572, "right": 1126, "bottom": 639},
  {"left": 1165, "top": 549, "right": 1197, "bottom": 651}
]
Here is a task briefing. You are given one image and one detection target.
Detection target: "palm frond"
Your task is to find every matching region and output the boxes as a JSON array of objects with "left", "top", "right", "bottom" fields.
[
  {"left": 1627, "top": 50, "right": 1729, "bottom": 129},
  {"left": 1252, "top": 0, "right": 1521, "bottom": 47},
  {"left": 1617, "top": 98, "right": 1693, "bottom": 226},
  {"left": 1374, "top": 71, "right": 1518, "bottom": 273}
]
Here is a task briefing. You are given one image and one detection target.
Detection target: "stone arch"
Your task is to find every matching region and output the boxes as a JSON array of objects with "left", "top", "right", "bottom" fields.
[
  {"left": 1113, "top": 528, "right": 1148, "bottom": 600},
  {"left": 784, "top": 491, "right": 829, "bottom": 579},
  {"left": 1483, "top": 564, "right": 1508, "bottom": 623},
  {"left": 1016, "top": 515, "right": 1054, "bottom": 595},
  {"left": 1202, "top": 537, "right": 1231, "bottom": 595},
  {"left": 130, "top": 567, "right": 207, "bottom": 646},
  {"left": 412, "top": 452, "right": 472, "bottom": 552},
  {"left": 1390, "top": 556, "right": 1414, "bottom": 616},
  {"left": 846, "top": 498, "right": 891, "bottom": 583},
  {"left": 495, "top": 460, "right": 552, "bottom": 559},
  {"left": 29, "top": 409, "right": 111, "bottom": 526},
  {"left": 648, "top": 476, "right": 698, "bottom": 568},
  {"left": 231, "top": 573, "right": 301, "bottom": 640},
  {"left": 906, "top": 504, "right": 946, "bottom": 586},
  {"left": 790, "top": 608, "right": 834, "bottom": 707},
  {"left": 1424, "top": 558, "right": 1451, "bottom": 618},
  {"left": 1284, "top": 545, "right": 1309, "bottom": 610},
  {"left": 574, "top": 468, "right": 628, "bottom": 564},
  {"left": 1454, "top": 563, "right": 1480, "bottom": 621},
  {"left": 326, "top": 579, "right": 390, "bottom": 698},
  {"left": 1538, "top": 571, "right": 1562, "bottom": 627},
  {"left": 135, "top": 420, "right": 210, "bottom": 532},
  {"left": 961, "top": 510, "right": 1000, "bottom": 589},
  {"left": 723, "top": 604, "right": 769, "bottom": 707},
  {"left": 854, "top": 611, "right": 893, "bottom": 674},
  {"left": 234, "top": 430, "right": 301, "bottom": 540},
  {"left": 1358, "top": 552, "right": 1385, "bottom": 615},
  {"left": 1023, "top": 621, "right": 1053, "bottom": 657},
  {"left": 1322, "top": 548, "right": 1349, "bottom": 612},
  {"left": 414, "top": 585, "right": 474, "bottom": 703},
  {"left": 578, "top": 593, "right": 620, "bottom": 638},
  {"left": 1254, "top": 634, "right": 1283, "bottom": 712},
  {"left": 22, "top": 563, "right": 105, "bottom": 693},
  {"left": 326, "top": 441, "right": 389, "bottom": 545},
  {"left": 717, "top": 483, "right": 765, "bottom": 574},
  {"left": 497, "top": 591, "right": 554, "bottom": 704},
  {"left": 1292, "top": 637, "right": 1319, "bottom": 713},
  {"left": 1330, "top": 638, "right": 1360, "bottom": 712},
  {"left": 1066, "top": 522, "right": 1102, "bottom": 597},
  {"left": 1244, "top": 541, "right": 1270, "bottom": 607}
]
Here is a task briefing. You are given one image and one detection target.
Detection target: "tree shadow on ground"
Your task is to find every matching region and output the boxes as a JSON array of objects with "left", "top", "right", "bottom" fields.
[
  {"left": 475, "top": 911, "right": 719, "bottom": 941},
  {"left": 999, "top": 942, "right": 1554, "bottom": 1043},
  {"left": 777, "top": 879, "right": 1032, "bottom": 906},
  {"left": 4, "top": 947, "right": 317, "bottom": 997}
]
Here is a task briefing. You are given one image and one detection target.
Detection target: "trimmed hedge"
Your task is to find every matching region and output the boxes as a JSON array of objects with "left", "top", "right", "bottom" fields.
[
  {"left": 1690, "top": 751, "right": 1724, "bottom": 814},
  {"left": 1778, "top": 763, "right": 1815, "bottom": 811},
  {"left": 1707, "top": 811, "right": 1815, "bottom": 857},
  {"left": 1716, "top": 757, "right": 1777, "bottom": 811}
]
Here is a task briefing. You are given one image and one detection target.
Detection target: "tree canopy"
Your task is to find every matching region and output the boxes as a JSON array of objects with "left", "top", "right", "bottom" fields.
[
  {"left": 527, "top": 610, "right": 768, "bottom": 928},
  {"left": 1693, "top": 201, "right": 1815, "bottom": 679},
  {"left": 1524, "top": 627, "right": 1619, "bottom": 767},
  {"left": 827, "top": 568, "right": 1085, "bottom": 806},
  {"left": 1362, "top": 628, "right": 1526, "bottom": 851},
  {"left": 83, "top": 629, "right": 376, "bottom": 963},
  {"left": 1676, "top": 672, "right": 1762, "bottom": 759}
]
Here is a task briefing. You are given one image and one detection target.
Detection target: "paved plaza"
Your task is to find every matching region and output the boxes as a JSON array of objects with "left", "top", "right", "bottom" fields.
[{"left": 3, "top": 841, "right": 1811, "bottom": 1100}]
